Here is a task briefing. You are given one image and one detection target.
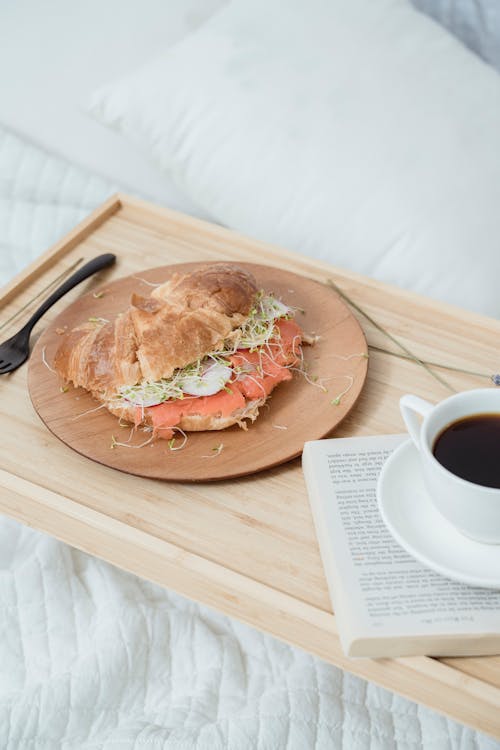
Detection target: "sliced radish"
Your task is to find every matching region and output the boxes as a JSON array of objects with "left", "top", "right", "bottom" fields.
[
  {"left": 120, "top": 386, "right": 164, "bottom": 407},
  {"left": 261, "top": 296, "right": 292, "bottom": 320},
  {"left": 179, "top": 362, "right": 232, "bottom": 396}
]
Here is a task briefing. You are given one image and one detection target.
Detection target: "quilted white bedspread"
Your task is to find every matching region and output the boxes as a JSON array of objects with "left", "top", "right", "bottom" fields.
[{"left": 1, "top": 126, "right": 499, "bottom": 749}]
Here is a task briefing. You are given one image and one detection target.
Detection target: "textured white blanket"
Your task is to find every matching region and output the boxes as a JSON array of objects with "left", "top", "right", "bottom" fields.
[{"left": 0, "top": 126, "right": 498, "bottom": 749}]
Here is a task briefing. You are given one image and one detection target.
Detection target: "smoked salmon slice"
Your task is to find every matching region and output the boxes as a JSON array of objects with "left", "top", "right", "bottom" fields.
[
  {"left": 147, "top": 383, "right": 246, "bottom": 431},
  {"left": 144, "top": 316, "right": 303, "bottom": 436},
  {"left": 229, "top": 317, "right": 301, "bottom": 399}
]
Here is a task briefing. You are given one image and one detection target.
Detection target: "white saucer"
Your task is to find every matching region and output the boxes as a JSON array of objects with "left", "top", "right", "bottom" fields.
[{"left": 376, "top": 440, "right": 500, "bottom": 589}]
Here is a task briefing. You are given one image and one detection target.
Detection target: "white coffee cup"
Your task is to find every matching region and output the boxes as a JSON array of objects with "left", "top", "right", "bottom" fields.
[{"left": 400, "top": 389, "right": 500, "bottom": 544}]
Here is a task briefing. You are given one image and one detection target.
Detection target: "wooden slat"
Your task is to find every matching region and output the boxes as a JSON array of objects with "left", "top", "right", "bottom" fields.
[{"left": 1, "top": 193, "right": 500, "bottom": 738}]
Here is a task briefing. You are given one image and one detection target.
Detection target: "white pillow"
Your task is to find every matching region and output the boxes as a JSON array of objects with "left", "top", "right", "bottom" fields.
[{"left": 88, "top": 0, "right": 500, "bottom": 317}]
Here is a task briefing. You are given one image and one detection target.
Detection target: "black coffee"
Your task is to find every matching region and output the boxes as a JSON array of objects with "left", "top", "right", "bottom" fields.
[{"left": 432, "top": 413, "right": 500, "bottom": 489}]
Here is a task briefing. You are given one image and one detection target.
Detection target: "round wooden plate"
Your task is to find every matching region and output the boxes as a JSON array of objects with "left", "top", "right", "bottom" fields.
[{"left": 28, "top": 263, "right": 368, "bottom": 481}]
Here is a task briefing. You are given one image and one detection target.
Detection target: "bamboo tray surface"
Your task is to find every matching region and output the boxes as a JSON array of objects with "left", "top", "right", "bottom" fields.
[{"left": 1, "top": 194, "right": 500, "bottom": 738}]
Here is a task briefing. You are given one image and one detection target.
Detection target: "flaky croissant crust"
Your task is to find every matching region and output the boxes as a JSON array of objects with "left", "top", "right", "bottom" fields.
[{"left": 54, "top": 263, "right": 258, "bottom": 399}]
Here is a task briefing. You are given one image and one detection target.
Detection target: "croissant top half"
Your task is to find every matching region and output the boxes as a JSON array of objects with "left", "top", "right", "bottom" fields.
[{"left": 54, "top": 263, "right": 258, "bottom": 399}]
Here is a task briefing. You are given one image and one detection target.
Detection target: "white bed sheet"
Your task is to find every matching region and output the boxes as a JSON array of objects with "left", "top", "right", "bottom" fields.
[{"left": 411, "top": 0, "right": 500, "bottom": 72}]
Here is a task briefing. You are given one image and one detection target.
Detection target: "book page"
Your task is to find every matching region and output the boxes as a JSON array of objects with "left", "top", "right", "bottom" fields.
[{"left": 306, "top": 434, "right": 500, "bottom": 640}]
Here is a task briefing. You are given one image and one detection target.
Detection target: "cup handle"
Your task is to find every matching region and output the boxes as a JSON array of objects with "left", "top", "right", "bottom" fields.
[{"left": 400, "top": 394, "right": 434, "bottom": 450}]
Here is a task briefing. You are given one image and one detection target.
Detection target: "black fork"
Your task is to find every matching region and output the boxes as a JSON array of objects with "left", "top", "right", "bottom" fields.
[{"left": 0, "top": 253, "right": 116, "bottom": 375}]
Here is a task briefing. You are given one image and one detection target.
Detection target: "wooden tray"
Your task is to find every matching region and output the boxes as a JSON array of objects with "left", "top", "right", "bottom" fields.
[
  {"left": 28, "top": 262, "right": 367, "bottom": 481},
  {"left": 1, "top": 194, "right": 500, "bottom": 738}
]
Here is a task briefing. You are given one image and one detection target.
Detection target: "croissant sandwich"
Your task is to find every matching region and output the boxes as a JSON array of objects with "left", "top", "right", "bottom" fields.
[{"left": 54, "top": 263, "right": 309, "bottom": 439}]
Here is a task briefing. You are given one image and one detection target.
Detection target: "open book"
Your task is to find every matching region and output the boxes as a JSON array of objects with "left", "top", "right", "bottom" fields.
[{"left": 302, "top": 434, "right": 500, "bottom": 658}]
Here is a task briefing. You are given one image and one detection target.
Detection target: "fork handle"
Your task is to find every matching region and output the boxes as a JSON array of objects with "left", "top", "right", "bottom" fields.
[{"left": 22, "top": 253, "right": 116, "bottom": 334}]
